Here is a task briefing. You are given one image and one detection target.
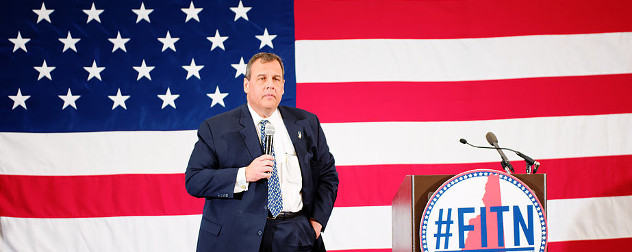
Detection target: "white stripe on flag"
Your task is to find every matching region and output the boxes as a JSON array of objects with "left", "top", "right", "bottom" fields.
[
  {"left": 2, "top": 196, "right": 630, "bottom": 251},
  {"left": 323, "top": 206, "right": 392, "bottom": 250},
  {"left": 548, "top": 195, "right": 632, "bottom": 242},
  {"left": 2, "top": 113, "right": 632, "bottom": 175},
  {"left": 0, "top": 215, "right": 201, "bottom": 251},
  {"left": 323, "top": 113, "right": 632, "bottom": 166},
  {"left": 0, "top": 131, "right": 196, "bottom": 175},
  {"left": 296, "top": 32, "right": 632, "bottom": 83}
]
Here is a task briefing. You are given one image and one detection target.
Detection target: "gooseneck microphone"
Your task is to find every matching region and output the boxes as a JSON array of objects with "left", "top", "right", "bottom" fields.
[
  {"left": 263, "top": 124, "right": 275, "bottom": 155},
  {"left": 485, "top": 132, "right": 515, "bottom": 174},
  {"left": 460, "top": 133, "right": 540, "bottom": 174}
]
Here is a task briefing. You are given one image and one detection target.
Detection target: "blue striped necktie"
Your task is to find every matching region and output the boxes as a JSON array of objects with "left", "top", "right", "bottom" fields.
[{"left": 260, "top": 120, "right": 283, "bottom": 217}]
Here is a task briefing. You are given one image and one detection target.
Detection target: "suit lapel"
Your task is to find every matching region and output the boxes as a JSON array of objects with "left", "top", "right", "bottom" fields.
[{"left": 238, "top": 104, "right": 263, "bottom": 160}]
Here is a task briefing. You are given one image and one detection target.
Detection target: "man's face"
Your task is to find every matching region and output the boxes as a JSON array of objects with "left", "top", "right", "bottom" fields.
[{"left": 244, "top": 59, "right": 284, "bottom": 116}]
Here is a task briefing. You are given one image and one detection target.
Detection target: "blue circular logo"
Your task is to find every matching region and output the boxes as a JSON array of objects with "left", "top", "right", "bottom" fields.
[{"left": 420, "top": 169, "right": 547, "bottom": 252}]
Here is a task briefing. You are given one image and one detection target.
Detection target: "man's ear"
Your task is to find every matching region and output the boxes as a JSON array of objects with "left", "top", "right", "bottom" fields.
[{"left": 243, "top": 78, "right": 249, "bottom": 93}]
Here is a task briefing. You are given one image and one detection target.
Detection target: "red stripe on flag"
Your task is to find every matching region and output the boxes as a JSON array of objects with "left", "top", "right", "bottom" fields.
[
  {"left": 295, "top": 0, "right": 632, "bottom": 40},
  {"left": 335, "top": 155, "right": 632, "bottom": 207},
  {"left": 0, "top": 174, "right": 204, "bottom": 218},
  {"left": 297, "top": 74, "right": 632, "bottom": 123},
  {"left": 2, "top": 156, "right": 630, "bottom": 217},
  {"left": 548, "top": 237, "right": 632, "bottom": 251}
]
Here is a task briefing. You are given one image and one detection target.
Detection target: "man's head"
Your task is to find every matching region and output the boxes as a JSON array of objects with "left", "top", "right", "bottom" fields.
[{"left": 244, "top": 52, "right": 285, "bottom": 118}]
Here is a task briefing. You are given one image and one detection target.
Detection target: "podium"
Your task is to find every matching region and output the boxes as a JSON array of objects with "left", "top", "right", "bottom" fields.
[{"left": 392, "top": 174, "right": 546, "bottom": 252}]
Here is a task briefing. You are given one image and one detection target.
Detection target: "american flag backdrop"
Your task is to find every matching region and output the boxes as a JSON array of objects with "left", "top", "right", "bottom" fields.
[{"left": 1, "top": 0, "right": 632, "bottom": 251}]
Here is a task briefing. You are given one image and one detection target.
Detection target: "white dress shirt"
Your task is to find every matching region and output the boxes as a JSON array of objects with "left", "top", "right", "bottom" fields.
[{"left": 233, "top": 104, "right": 303, "bottom": 212}]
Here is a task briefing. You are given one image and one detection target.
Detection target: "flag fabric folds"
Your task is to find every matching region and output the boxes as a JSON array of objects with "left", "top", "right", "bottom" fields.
[{"left": 2, "top": 0, "right": 632, "bottom": 251}]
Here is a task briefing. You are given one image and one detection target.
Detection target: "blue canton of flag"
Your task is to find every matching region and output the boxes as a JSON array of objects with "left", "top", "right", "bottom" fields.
[{"left": 0, "top": 0, "right": 296, "bottom": 132}]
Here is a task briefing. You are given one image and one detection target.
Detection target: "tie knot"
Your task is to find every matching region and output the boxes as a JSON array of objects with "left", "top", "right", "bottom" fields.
[{"left": 260, "top": 119, "right": 269, "bottom": 126}]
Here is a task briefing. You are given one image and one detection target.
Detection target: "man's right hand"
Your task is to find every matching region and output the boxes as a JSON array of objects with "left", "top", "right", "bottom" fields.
[{"left": 245, "top": 155, "right": 274, "bottom": 182}]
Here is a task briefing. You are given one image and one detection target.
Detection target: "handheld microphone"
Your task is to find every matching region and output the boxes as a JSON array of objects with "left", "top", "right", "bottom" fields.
[{"left": 263, "top": 124, "right": 275, "bottom": 155}]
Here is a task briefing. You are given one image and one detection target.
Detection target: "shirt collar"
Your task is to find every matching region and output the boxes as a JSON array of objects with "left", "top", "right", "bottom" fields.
[{"left": 247, "top": 103, "right": 281, "bottom": 126}]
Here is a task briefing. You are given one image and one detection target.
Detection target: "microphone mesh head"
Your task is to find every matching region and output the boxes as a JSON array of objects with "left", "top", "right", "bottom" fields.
[
  {"left": 485, "top": 132, "right": 498, "bottom": 146},
  {"left": 265, "top": 123, "right": 275, "bottom": 136}
]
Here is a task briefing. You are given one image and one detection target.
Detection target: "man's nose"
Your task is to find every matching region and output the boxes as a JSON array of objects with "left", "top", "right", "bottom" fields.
[{"left": 264, "top": 79, "right": 275, "bottom": 89}]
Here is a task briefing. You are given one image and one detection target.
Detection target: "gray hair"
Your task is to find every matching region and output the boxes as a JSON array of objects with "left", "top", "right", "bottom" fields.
[{"left": 245, "top": 52, "right": 284, "bottom": 80}]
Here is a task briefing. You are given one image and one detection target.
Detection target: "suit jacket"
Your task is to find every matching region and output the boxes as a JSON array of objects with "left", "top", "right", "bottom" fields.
[{"left": 185, "top": 104, "right": 339, "bottom": 251}]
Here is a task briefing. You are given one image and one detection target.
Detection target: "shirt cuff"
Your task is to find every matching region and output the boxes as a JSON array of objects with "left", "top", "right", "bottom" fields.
[{"left": 234, "top": 167, "right": 249, "bottom": 193}]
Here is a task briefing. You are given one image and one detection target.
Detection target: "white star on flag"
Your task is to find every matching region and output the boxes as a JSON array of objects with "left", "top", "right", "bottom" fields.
[
  {"left": 256, "top": 28, "right": 276, "bottom": 49},
  {"left": 182, "top": 58, "right": 204, "bottom": 80},
  {"left": 181, "top": 1, "right": 202, "bottom": 23},
  {"left": 9, "top": 89, "right": 30, "bottom": 110},
  {"left": 83, "top": 3, "right": 103, "bottom": 23},
  {"left": 108, "top": 88, "right": 130, "bottom": 110},
  {"left": 84, "top": 60, "right": 105, "bottom": 81},
  {"left": 33, "top": 2, "right": 54, "bottom": 23},
  {"left": 58, "top": 88, "right": 80, "bottom": 110},
  {"left": 231, "top": 57, "right": 247, "bottom": 78},
  {"left": 34, "top": 60, "right": 56, "bottom": 81},
  {"left": 59, "top": 31, "right": 80, "bottom": 52},
  {"left": 206, "top": 30, "right": 228, "bottom": 51},
  {"left": 157, "top": 88, "right": 179, "bottom": 109},
  {"left": 158, "top": 31, "right": 179, "bottom": 52},
  {"left": 132, "top": 2, "right": 153, "bottom": 23},
  {"left": 207, "top": 86, "right": 228, "bottom": 108},
  {"left": 133, "top": 60, "right": 154, "bottom": 81},
  {"left": 230, "top": 1, "right": 251, "bottom": 21},
  {"left": 9, "top": 31, "right": 30, "bottom": 53},
  {"left": 109, "top": 31, "right": 130, "bottom": 52}
]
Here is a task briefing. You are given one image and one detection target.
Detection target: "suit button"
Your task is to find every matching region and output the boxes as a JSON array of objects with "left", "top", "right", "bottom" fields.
[{"left": 258, "top": 230, "right": 263, "bottom": 236}]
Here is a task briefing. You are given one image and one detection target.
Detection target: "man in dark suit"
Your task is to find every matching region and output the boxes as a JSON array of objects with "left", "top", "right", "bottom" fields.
[{"left": 185, "top": 52, "right": 339, "bottom": 251}]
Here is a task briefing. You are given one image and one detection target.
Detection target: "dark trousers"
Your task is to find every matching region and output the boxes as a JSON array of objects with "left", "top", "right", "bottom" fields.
[{"left": 259, "top": 214, "right": 325, "bottom": 252}]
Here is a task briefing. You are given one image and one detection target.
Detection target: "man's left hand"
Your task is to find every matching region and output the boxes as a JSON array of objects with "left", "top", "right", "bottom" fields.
[{"left": 309, "top": 219, "right": 322, "bottom": 239}]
